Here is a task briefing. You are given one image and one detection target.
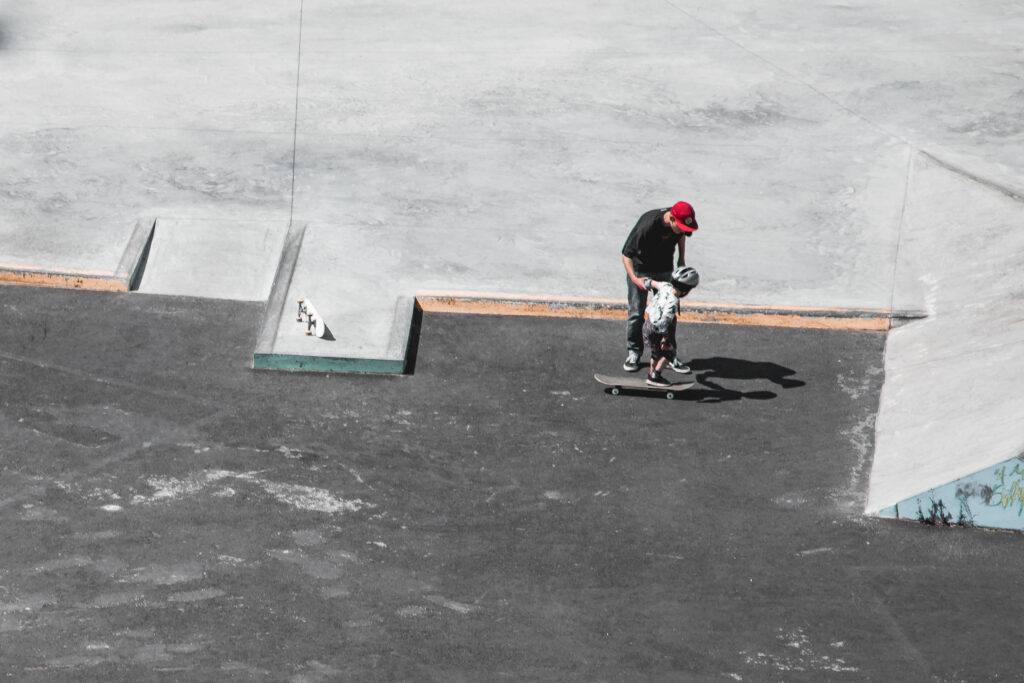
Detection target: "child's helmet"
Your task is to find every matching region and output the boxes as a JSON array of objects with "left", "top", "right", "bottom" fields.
[{"left": 671, "top": 266, "right": 699, "bottom": 289}]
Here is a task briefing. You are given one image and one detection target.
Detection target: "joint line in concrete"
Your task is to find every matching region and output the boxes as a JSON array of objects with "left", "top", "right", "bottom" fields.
[{"left": 920, "top": 151, "right": 1024, "bottom": 204}]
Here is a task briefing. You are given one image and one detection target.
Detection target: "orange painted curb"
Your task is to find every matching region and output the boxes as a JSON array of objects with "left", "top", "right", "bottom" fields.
[
  {"left": 415, "top": 293, "right": 902, "bottom": 331},
  {"left": 0, "top": 218, "right": 156, "bottom": 293},
  {"left": 0, "top": 267, "right": 129, "bottom": 291}
]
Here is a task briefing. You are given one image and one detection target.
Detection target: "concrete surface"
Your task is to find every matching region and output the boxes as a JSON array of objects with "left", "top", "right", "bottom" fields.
[
  {"left": 867, "top": 154, "right": 1024, "bottom": 520},
  {"left": 5, "top": 1, "right": 1023, "bottom": 341},
  {"left": 5, "top": 285, "right": 1024, "bottom": 681},
  {"left": 278, "top": 0, "right": 912, "bottom": 366},
  {"left": 0, "top": 0, "right": 297, "bottom": 280},
  {"left": 0, "top": 218, "right": 154, "bottom": 292},
  {"left": 273, "top": 0, "right": 1024, "bottom": 369},
  {"left": 136, "top": 218, "right": 287, "bottom": 301}
]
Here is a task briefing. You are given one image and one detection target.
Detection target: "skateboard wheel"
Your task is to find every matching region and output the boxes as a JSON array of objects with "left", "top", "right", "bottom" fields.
[
  {"left": 666, "top": 392, "right": 676, "bottom": 400},
  {"left": 611, "top": 386, "right": 621, "bottom": 396}
]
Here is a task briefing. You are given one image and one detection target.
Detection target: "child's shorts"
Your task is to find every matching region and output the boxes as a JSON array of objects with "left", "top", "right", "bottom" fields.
[{"left": 642, "top": 321, "right": 673, "bottom": 361}]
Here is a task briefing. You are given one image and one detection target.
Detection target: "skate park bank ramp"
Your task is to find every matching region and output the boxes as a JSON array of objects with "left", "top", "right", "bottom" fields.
[{"left": 867, "top": 155, "right": 1024, "bottom": 530}]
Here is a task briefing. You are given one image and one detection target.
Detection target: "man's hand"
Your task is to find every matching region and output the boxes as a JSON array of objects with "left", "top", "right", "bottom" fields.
[{"left": 622, "top": 254, "right": 648, "bottom": 290}]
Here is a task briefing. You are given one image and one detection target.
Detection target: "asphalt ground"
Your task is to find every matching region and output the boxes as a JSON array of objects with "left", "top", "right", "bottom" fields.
[{"left": 1, "top": 286, "right": 1023, "bottom": 681}]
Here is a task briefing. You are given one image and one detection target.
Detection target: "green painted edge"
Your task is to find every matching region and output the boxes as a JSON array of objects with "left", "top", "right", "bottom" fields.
[{"left": 253, "top": 353, "right": 406, "bottom": 375}]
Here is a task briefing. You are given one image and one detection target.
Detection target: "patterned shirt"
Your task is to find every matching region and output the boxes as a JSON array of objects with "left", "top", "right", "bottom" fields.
[{"left": 645, "top": 281, "right": 678, "bottom": 334}]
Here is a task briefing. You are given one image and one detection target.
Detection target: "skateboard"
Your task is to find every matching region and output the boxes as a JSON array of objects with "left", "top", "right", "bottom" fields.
[
  {"left": 296, "top": 298, "right": 327, "bottom": 338},
  {"left": 594, "top": 373, "right": 695, "bottom": 400}
]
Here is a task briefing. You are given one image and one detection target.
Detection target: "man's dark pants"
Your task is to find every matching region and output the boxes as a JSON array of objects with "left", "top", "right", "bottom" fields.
[{"left": 626, "top": 270, "right": 676, "bottom": 357}]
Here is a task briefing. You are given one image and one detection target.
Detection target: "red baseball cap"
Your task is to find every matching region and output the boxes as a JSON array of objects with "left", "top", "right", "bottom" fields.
[{"left": 670, "top": 201, "right": 698, "bottom": 233}]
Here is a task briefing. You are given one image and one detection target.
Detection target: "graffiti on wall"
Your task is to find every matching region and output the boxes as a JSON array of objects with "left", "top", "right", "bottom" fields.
[
  {"left": 989, "top": 462, "right": 1024, "bottom": 516},
  {"left": 880, "top": 456, "right": 1024, "bottom": 531}
]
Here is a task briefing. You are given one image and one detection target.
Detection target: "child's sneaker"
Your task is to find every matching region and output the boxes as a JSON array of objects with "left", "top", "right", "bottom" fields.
[
  {"left": 646, "top": 373, "right": 671, "bottom": 387},
  {"left": 667, "top": 358, "right": 691, "bottom": 374},
  {"left": 623, "top": 351, "right": 640, "bottom": 372}
]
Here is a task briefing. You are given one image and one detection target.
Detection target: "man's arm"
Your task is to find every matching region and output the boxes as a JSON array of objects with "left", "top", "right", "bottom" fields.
[
  {"left": 677, "top": 234, "right": 687, "bottom": 268},
  {"left": 621, "top": 254, "right": 648, "bottom": 289}
]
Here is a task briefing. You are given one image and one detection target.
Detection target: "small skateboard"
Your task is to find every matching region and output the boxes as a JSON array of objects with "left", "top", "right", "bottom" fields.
[
  {"left": 296, "top": 298, "right": 327, "bottom": 338},
  {"left": 594, "top": 373, "right": 695, "bottom": 400}
]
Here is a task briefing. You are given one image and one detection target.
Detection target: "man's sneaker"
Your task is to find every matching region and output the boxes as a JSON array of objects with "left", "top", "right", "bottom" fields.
[
  {"left": 667, "top": 357, "right": 691, "bottom": 374},
  {"left": 623, "top": 351, "right": 640, "bottom": 372},
  {"left": 646, "top": 373, "right": 671, "bottom": 387}
]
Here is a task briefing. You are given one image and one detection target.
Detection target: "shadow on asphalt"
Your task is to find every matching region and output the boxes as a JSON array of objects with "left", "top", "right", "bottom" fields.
[
  {"left": 689, "top": 356, "right": 806, "bottom": 388},
  {"left": 689, "top": 356, "right": 805, "bottom": 402},
  {"left": 600, "top": 356, "right": 806, "bottom": 402},
  {"left": 403, "top": 303, "right": 425, "bottom": 374}
]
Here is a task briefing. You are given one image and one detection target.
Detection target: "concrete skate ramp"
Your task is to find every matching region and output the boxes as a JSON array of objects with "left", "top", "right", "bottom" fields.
[
  {"left": 867, "top": 154, "right": 1024, "bottom": 528},
  {"left": 135, "top": 219, "right": 288, "bottom": 302},
  {"left": 0, "top": 218, "right": 154, "bottom": 292}
]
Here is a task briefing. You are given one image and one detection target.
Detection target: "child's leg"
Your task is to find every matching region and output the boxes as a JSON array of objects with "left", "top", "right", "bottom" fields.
[
  {"left": 650, "top": 335, "right": 668, "bottom": 377},
  {"left": 642, "top": 321, "right": 657, "bottom": 370}
]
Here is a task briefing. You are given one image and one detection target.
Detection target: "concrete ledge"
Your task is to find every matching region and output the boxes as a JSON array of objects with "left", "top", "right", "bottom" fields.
[
  {"left": 386, "top": 296, "right": 417, "bottom": 365},
  {"left": 253, "top": 222, "right": 307, "bottom": 362},
  {"left": 119, "top": 217, "right": 158, "bottom": 291},
  {"left": 253, "top": 296, "right": 412, "bottom": 375},
  {"left": 0, "top": 218, "right": 156, "bottom": 292},
  {"left": 253, "top": 287, "right": 917, "bottom": 376},
  {"left": 416, "top": 291, "right": 922, "bottom": 331},
  {"left": 253, "top": 225, "right": 413, "bottom": 374}
]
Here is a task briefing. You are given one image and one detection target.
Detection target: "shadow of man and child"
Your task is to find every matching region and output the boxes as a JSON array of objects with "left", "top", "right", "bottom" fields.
[{"left": 674, "top": 357, "right": 805, "bottom": 402}]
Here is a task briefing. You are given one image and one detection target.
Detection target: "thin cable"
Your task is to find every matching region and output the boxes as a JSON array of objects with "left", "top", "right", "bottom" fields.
[{"left": 288, "top": 0, "right": 305, "bottom": 229}]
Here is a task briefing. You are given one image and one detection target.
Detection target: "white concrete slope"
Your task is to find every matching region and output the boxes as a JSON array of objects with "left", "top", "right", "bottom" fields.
[{"left": 867, "top": 154, "right": 1024, "bottom": 513}]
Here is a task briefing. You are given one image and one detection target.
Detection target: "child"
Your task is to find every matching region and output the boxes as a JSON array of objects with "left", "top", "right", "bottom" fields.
[{"left": 642, "top": 266, "right": 699, "bottom": 387}]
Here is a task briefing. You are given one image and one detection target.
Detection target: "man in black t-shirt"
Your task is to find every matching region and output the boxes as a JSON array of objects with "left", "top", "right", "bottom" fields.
[{"left": 620, "top": 201, "right": 698, "bottom": 372}]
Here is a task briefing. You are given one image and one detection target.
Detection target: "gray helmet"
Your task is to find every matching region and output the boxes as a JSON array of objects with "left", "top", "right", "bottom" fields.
[{"left": 671, "top": 266, "right": 699, "bottom": 289}]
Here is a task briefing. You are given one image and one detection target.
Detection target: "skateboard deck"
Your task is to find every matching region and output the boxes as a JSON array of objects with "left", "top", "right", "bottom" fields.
[
  {"left": 594, "top": 373, "right": 695, "bottom": 399},
  {"left": 296, "top": 298, "right": 327, "bottom": 338}
]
